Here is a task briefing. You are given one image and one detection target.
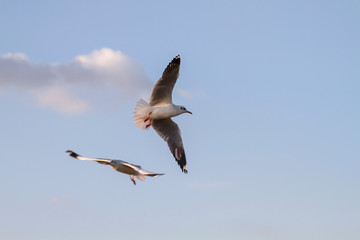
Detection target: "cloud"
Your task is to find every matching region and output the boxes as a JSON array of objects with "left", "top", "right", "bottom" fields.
[
  {"left": 176, "top": 87, "right": 208, "bottom": 101},
  {"left": 176, "top": 88, "right": 193, "bottom": 99},
  {"left": 49, "top": 197, "right": 59, "bottom": 204},
  {"left": 0, "top": 48, "right": 152, "bottom": 114},
  {"left": 34, "top": 87, "right": 91, "bottom": 114}
]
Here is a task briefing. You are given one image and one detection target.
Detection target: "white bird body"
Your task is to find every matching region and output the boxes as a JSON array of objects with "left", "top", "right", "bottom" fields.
[
  {"left": 133, "top": 55, "right": 192, "bottom": 173},
  {"left": 138, "top": 102, "right": 187, "bottom": 120},
  {"left": 151, "top": 104, "right": 183, "bottom": 119},
  {"left": 66, "top": 150, "right": 164, "bottom": 185}
]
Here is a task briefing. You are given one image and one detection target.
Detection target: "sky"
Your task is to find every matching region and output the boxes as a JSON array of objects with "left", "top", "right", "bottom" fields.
[{"left": 1, "top": 0, "right": 360, "bottom": 239}]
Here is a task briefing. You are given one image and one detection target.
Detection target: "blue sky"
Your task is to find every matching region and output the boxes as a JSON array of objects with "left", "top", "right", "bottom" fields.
[{"left": 1, "top": 0, "right": 360, "bottom": 239}]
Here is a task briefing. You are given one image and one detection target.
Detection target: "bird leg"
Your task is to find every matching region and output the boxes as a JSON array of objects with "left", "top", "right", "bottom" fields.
[
  {"left": 145, "top": 119, "right": 152, "bottom": 129},
  {"left": 144, "top": 112, "right": 152, "bottom": 122},
  {"left": 130, "top": 176, "right": 136, "bottom": 185},
  {"left": 144, "top": 112, "right": 152, "bottom": 129}
]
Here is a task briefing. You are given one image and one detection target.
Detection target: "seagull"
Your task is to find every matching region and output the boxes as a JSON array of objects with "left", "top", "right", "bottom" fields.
[
  {"left": 66, "top": 150, "right": 164, "bottom": 185},
  {"left": 133, "top": 55, "right": 192, "bottom": 173}
]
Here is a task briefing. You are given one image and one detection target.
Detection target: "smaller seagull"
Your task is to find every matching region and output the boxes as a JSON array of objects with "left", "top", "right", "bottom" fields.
[{"left": 66, "top": 150, "right": 164, "bottom": 185}]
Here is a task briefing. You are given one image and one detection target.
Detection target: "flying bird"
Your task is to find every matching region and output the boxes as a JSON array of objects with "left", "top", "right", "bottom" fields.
[
  {"left": 66, "top": 150, "right": 164, "bottom": 185},
  {"left": 134, "top": 55, "right": 192, "bottom": 173}
]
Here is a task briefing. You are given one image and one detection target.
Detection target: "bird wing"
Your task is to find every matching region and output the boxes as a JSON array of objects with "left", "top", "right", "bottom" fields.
[
  {"left": 142, "top": 172, "right": 165, "bottom": 177},
  {"left": 151, "top": 118, "right": 188, "bottom": 173},
  {"left": 122, "top": 161, "right": 164, "bottom": 176},
  {"left": 149, "top": 55, "right": 180, "bottom": 106},
  {"left": 116, "top": 162, "right": 142, "bottom": 175},
  {"left": 121, "top": 162, "right": 142, "bottom": 171},
  {"left": 66, "top": 150, "right": 111, "bottom": 165}
]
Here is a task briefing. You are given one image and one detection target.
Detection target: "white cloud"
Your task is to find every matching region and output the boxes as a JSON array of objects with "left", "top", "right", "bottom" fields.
[
  {"left": 176, "top": 87, "right": 208, "bottom": 101},
  {"left": 1, "top": 52, "right": 28, "bottom": 61},
  {"left": 0, "top": 48, "right": 152, "bottom": 114},
  {"left": 34, "top": 86, "right": 91, "bottom": 115}
]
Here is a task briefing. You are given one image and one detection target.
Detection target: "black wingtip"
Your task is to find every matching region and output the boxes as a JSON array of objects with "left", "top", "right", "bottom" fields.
[
  {"left": 176, "top": 153, "right": 188, "bottom": 174},
  {"left": 163, "top": 55, "right": 181, "bottom": 76},
  {"left": 171, "top": 55, "right": 180, "bottom": 65},
  {"left": 66, "top": 150, "right": 79, "bottom": 158}
]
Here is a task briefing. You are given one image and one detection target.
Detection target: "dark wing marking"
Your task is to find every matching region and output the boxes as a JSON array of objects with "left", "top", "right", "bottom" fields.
[
  {"left": 66, "top": 150, "right": 111, "bottom": 165},
  {"left": 151, "top": 118, "right": 188, "bottom": 173},
  {"left": 149, "top": 55, "right": 180, "bottom": 106}
]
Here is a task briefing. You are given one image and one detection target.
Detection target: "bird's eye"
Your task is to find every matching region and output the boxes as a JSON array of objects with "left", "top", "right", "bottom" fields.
[{"left": 181, "top": 106, "right": 185, "bottom": 110}]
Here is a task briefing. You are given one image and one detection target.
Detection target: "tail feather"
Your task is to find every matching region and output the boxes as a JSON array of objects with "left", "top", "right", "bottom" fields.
[
  {"left": 138, "top": 169, "right": 164, "bottom": 177},
  {"left": 134, "top": 99, "right": 152, "bottom": 130},
  {"left": 145, "top": 173, "right": 164, "bottom": 177},
  {"left": 134, "top": 172, "right": 164, "bottom": 181},
  {"left": 134, "top": 174, "right": 146, "bottom": 181}
]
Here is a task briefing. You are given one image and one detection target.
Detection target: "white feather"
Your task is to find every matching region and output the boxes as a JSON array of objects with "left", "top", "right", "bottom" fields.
[
  {"left": 134, "top": 174, "right": 146, "bottom": 181},
  {"left": 134, "top": 98, "right": 152, "bottom": 130}
]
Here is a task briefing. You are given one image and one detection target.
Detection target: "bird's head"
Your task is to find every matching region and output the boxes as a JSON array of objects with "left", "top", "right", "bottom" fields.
[
  {"left": 179, "top": 106, "right": 192, "bottom": 115},
  {"left": 106, "top": 160, "right": 115, "bottom": 166}
]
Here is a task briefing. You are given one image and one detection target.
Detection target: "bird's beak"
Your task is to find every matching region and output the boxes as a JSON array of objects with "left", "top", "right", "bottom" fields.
[{"left": 187, "top": 111, "right": 192, "bottom": 114}]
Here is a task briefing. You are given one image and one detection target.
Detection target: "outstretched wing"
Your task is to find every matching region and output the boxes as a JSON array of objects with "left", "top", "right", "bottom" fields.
[
  {"left": 66, "top": 150, "right": 111, "bottom": 165},
  {"left": 117, "top": 162, "right": 142, "bottom": 175},
  {"left": 121, "top": 162, "right": 164, "bottom": 181},
  {"left": 149, "top": 55, "right": 180, "bottom": 106},
  {"left": 151, "top": 118, "right": 188, "bottom": 173},
  {"left": 121, "top": 162, "right": 142, "bottom": 171}
]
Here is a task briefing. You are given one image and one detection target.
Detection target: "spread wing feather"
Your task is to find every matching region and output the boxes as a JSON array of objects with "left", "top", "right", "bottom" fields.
[
  {"left": 149, "top": 55, "right": 180, "bottom": 106},
  {"left": 151, "top": 118, "right": 188, "bottom": 173},
  {"left": 66, "top": 150, "right": 111, "bottom": 165}
]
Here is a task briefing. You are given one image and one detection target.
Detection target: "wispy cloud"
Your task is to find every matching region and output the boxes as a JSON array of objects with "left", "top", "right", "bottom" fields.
[
  {"left": 34, "top": 87, "right": 91, "bottom": 114},
  {"left": 176, "top": 88, "right": 193, "bottom": 99},
  {"left": 176, "top": 87, "right": 208, "bottom": 101},
  {"left": 0, "top": 48, "right": 152, "bottom": 114}
]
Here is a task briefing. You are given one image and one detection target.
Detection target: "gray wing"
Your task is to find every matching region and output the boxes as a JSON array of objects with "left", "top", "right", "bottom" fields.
[
  {"left": 122, "top": 162, "right": 164, "bottom": 177},
  {"left": 119, "top": 162, "right": 141, "bottom": 175},
  {"left": 121, "top": 162, "right": 142, "bottom": 171},
  {"left": 149, "top": 55, "right": 180, "bottom": 106},
  {"left": 151, "top": 118, "right": 188, "bottom": 173}
]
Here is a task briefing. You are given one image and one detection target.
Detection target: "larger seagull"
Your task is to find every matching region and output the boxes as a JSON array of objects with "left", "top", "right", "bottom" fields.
[{"left": 134, "top": 55, "right": 192, "bottom": 173}]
